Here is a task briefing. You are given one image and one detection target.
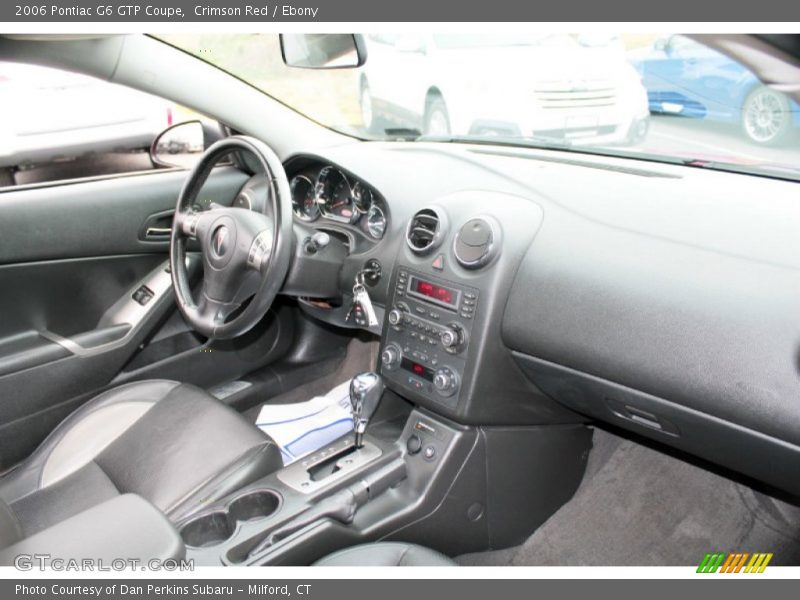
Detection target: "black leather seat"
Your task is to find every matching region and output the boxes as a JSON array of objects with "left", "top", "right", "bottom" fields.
[
  {"left": 315, "top": 542, "right": 457, "bottom": 566},
  {"left": 0, "top": 379, "right": 282, "bottom": 545}
]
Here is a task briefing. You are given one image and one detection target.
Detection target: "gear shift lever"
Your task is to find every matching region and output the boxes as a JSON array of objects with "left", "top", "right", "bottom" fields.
[{"left": 349, "top": 372, "right": 385, "bottom": 448}]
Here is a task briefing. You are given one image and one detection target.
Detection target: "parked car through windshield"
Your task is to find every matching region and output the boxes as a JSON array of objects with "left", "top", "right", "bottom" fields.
[{"left": 359, "top": 33, "right": 650, "bottom": 145}]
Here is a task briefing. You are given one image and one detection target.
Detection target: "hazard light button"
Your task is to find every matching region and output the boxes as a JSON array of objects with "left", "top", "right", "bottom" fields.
[{"left": 432, "top": 254, "right": 444, "bottom": 271}]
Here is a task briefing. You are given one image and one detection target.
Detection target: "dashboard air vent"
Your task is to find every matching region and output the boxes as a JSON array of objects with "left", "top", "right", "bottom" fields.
[
  {"left": 405, "top": 208, "right": 444, "bottom": 254},
  {"left": 454, "top": 216, "right": 500, "bottom": 269}
]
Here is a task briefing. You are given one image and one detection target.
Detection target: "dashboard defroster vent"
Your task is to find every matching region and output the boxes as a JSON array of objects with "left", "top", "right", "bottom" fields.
[{"left": 405, "top": 208, "right": 445, "bottom": 254}]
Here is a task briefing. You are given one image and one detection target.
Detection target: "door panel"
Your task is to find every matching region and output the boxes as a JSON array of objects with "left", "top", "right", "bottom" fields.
[
  {"left": 0, "top": 166, "right": 248, "bottom": 263},
  {"left": 0, "top": 165, "right": 297, "bottom": 471},
  {"left": 0, "top": 254, "right": 164, "bottom": 340}
]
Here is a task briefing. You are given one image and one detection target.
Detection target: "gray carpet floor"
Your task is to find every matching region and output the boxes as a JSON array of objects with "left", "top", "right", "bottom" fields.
[{"left": 459, "top": 428, "right": 800, "bottom": 566}]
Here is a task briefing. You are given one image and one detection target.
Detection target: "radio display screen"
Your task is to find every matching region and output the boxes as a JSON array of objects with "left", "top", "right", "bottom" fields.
[{"left": 408, "top": 276, "right": 459, "bottom": 309}]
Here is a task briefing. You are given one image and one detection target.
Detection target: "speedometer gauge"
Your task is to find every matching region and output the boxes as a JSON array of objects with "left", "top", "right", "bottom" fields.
[
  {"left": 290, "top": 175, "right": 319, "bottom": 221},
  {"left": 316, "top": 166, "right": 355, "bottom": 223}
]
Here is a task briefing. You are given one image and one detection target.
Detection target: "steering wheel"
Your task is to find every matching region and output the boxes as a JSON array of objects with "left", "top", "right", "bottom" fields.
[{"left": 169, "top": 136, "right": 293, "bottom": 339}]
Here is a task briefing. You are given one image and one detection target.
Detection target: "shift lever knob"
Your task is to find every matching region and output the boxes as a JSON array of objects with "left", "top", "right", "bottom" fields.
[{"left": 349, "top": 372, "right": 385, "bottom": 448}]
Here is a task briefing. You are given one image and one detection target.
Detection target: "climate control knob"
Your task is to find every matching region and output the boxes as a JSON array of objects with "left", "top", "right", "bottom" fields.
[
  {"left": 433, "top": 367, "right": 458, "bottom": 397},
  {"left": 381, "top": 344, "right": 402, "bottom": 370}
]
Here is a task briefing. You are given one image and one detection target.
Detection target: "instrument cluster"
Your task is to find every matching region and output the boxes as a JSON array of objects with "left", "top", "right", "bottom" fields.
[{"left": 289, "top": 165, "right": 388, "bottom": 240}]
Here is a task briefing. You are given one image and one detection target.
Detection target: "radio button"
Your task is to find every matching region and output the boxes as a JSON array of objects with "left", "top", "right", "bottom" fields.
[
  {"left": 388, "top": 308, "right": 404, "bottom": 327},
  {"left": 407, "top": 377, "right": 424, "bottom": 391},
  {"left": 440, "top": 328, "right": 458, "bottom": 349}
]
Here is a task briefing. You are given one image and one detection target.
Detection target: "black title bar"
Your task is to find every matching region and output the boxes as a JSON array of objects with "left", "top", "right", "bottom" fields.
[{"left": 2, "top": 0, "right": 800, "bottom": 22}]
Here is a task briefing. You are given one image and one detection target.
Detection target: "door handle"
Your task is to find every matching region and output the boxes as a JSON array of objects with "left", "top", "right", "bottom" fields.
[
  {"left": 139, "top": 209, "right": 175, "bottom": 241},
  {"left": 145, "top": 226, "right": 172, "bottom": 237}
]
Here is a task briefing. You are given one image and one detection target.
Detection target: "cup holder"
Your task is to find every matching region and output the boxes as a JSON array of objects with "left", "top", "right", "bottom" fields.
[
  {"left": 179, "top": 490, "right": 281, "bottom": 548},
  {"left": 180, "top": 511, "right": 234, "bottom": 548},
  {"left": 228, "top": 490, "right": 281, "bottom": 523}
]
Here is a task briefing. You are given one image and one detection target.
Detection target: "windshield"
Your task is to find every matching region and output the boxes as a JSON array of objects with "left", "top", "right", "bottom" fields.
[
  {"left": 430, "top": 34, "right": 578, "bottom": 48},
  {"left": 159, "top": 33, "right": 800, "bottom": 180}
]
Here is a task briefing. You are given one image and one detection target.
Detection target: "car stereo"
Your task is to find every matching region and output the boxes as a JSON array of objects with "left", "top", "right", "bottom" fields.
[
  {"left": 406, "top": 275, "right": 461, "bottom": 310},
  {"left": 379, "top": 268, "right": 478, "bottom": 408}
]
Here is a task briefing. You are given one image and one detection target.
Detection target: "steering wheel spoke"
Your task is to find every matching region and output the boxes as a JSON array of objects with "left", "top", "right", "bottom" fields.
[
  {"left": 246, "top": 228, "right": 275, "bottom": 272},
  {"left": 196, "top": 289, "right": 239, "bottom": 331}
]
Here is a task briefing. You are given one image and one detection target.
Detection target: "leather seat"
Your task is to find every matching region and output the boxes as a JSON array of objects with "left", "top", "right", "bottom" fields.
[
  {"left": 0, "top": 379, "right": 282, "bottom": 546},
  {"left": 315, "top": 542, "right": 457, "bottom": 566}
]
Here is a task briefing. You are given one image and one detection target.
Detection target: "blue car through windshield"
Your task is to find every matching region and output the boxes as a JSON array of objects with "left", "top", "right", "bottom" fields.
[{"left": 629, "top": 34, "right": 800, "bottom": 146}]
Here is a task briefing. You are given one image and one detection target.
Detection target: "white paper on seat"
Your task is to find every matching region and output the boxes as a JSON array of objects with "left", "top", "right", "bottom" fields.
[{"left": 255, "top": 381, "right": 353, "bottom": 465}]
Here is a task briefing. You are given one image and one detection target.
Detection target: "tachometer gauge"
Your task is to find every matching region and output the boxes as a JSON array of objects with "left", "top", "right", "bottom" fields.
[
  {"left": 366, "top": 204, "right": 387, "bottom": 239},
  {"left": 290, "top": 175, "right": 319, "bottom": 221},
  {"left": 352, "top": 181, "right": 373, "bottom": 214},
  {"left": 316, "top": 166, "right": 355, "bottom": 223}
]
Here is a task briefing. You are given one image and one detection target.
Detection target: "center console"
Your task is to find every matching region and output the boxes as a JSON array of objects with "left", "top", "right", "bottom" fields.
[
  {"left": 380, "top": 268, "right": 478, "bottom": 409},
  {"left": 169, "top": 196, "right": 589, "bottom": 565},
  {"left": 174, "top": 408, "right": 481, "bottom": 566}
]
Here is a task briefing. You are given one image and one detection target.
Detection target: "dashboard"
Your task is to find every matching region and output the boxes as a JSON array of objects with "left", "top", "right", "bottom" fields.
[{"left": 257, "top": 142, "right": 800, "bottom": 499}]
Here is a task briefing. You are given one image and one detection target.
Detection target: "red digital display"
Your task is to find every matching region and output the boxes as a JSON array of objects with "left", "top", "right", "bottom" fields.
[
  {"left": 401, "top": 357, "right": 434, "bottom": 382},
  {"left": 411, "top": 278, "right": 455, "bottom": 305}
]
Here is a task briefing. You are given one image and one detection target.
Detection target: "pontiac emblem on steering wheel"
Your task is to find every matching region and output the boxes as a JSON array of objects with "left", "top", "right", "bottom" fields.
[{"left": 212, "top": 226, "right": 230, "bottom": 257}]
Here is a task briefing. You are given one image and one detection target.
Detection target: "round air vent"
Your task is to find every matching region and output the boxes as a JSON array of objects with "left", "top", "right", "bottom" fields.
[
  {"left": 405, "top": 207, "right": 446, "bottom": 254},
  {"left": 453, "top": 217, "right": 499, "bottom": 269}
]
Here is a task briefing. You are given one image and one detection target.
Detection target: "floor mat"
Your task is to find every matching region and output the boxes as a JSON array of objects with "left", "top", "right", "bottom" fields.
[{"left": 458, "top": 428, "right": 800, "bottom": 566}]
